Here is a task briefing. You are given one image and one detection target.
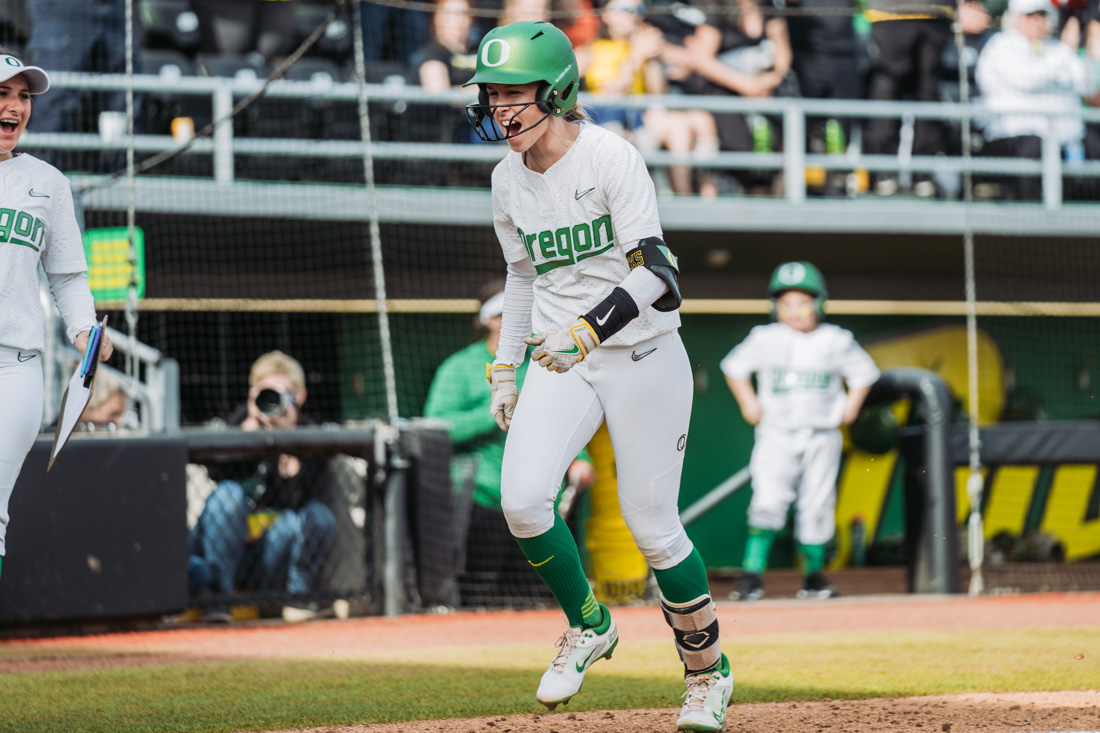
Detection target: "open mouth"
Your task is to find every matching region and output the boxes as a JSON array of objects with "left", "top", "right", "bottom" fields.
[{"left": 0, "top": 119, "right": 19, "bottom": 134}]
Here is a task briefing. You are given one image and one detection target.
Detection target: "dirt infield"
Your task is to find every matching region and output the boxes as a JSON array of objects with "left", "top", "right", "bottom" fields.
[
  {"left": 269, "top": 691, "right": 1100, "bottom": 733},
  {"left": 3, "top": 592, "right": 1099, "bottom": 732}
]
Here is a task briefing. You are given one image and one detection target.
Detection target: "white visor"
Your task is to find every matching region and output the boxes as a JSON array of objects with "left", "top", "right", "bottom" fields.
[
  {"left": 479, "top": 292, "right": 505, "bottom": 326},
  {"left": 0, "top": 55, "right": 50, "bottom": 94}
]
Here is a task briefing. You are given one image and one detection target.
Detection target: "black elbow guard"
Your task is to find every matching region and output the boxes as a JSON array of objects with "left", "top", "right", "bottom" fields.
[
  {"left": 580, "top": 287, "right": 640, "bottom": 343},
  {"left": 627, "top": 237, "right": 682, "bottom": 312}
]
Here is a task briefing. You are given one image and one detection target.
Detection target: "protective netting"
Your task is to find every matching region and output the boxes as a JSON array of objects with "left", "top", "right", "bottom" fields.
[{"left": 19, "top": 0, "right": 1100, "bottom": 614}]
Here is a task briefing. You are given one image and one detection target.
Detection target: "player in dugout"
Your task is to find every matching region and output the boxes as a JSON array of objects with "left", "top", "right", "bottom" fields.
[{"left": 465, "top": 21, "right": 733, "bottom": 732}]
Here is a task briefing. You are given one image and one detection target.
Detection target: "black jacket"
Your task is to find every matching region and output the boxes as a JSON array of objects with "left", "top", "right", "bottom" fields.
[{"left": 206, "top": 404, "right": 328, "bottom": 513}]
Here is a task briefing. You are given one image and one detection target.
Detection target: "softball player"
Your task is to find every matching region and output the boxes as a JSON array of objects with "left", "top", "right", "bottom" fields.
[
  {"left": 0, "top": 50, "right": 113, "bottom": 581},
  {"left": 721, "top": 262, "right": 878, "bottom": 601},
  {"left": 465, "top": 21, "right": 732, "bottom": 732}
]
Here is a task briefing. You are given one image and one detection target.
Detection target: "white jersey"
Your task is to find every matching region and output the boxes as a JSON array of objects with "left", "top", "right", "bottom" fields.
[
  {"left": 491, "top": 121, "right": 680, "bottom": 347},
  {"left": 0, "top": 154, "right": 90, "bottom": 352},
  {"left": 720, "top": 322, "right": 879, "bottom": 430}
]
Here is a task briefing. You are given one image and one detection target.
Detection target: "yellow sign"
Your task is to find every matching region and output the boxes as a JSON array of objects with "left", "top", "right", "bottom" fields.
[{"left": 82, "top": 227, "right": 145, "bottom": 301}]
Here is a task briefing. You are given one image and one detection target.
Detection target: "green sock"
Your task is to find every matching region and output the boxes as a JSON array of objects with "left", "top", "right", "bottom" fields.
[
  {"left": 799, "top": 543, "right": 827, "bottom": 575},
  {"left": 742, "top": 527, "right": 777, "bottom": 575},
  {"left": 0, "top": 555, "right": 3, "bottom": 581},
  {"left": 653, "top": 547, "right": 711, "bottom": 604},
  {"left": 515, "top": 514, "right": 602, "bottom": 628}
]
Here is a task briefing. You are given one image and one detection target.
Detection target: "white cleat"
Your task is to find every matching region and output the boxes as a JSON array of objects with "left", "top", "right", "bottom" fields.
[
  {"left": 536, "top": 608, "right": 618, "bottom": 711},
  {"left": 677, "top": 654, "right": 734, "bottom": 732}
]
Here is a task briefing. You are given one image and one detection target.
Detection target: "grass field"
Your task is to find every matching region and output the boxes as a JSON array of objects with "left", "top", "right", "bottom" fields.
[{"left": 1, "top": 620, "right": 1097, "bottom": 733}]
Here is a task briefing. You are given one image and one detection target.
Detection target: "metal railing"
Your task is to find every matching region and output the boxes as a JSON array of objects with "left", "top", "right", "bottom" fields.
[
  {"left": 23, "top": 71, "right": 1100, "bottom": 210},
  {"left": 41, "top": 282, "right": 180, "bottom": 432}
]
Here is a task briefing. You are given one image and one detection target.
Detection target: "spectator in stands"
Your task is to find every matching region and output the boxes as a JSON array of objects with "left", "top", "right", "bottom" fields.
[
  {"left": 418, "top": 0, "right": 477, "bottom": 93},
  {"left": 188, "top": 350, "right": 337, "bottom": 623},
  {"left": 78, "top": 370, "right": 131, "bottom": 431},
  {"left": 26, "top": 0, "right": 142, "bottom": 146},
  {"left": 864, "top": 0, "right": 953, "bottom": 198},
  {"left": 191, "top": 0, "right": 302, "bottom": 65},
  {"left": 424, "top": 283, "right": 595, "bottom": 605},
  {"left": 0, "top": 0, "right": 28, "bottom": 57},
  {"left": 489, "top": 0, "right": 599, "bottom": 48},
  {"left": 578, "top": 0, "right": 719, "bottom": 196},
  {"left": 681, "top": 0, "right": 793, "bottom": 195},
  {"left": 975, "top": 0, "right": 1099, "bottom": 200},
  {"left": 416, "top": 0, "right": 479, "bottom": 142},
  {"left": 362, "top": 0, "right": 431, "bottom": 66},
  {"left": 785, "top": 0, "right": 862, "bottom": 195}
]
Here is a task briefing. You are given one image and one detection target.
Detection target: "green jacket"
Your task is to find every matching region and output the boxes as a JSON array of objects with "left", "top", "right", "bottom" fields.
[
  {"left": 425, "top": 340, "right": 591, "bottom": 510},
  {"left": 424, "top": 340, "right": 529, "bottom": 510}
]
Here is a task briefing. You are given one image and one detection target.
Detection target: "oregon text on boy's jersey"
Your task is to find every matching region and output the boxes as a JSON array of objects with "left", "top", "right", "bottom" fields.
[
  {"left": 720, "top": 322, "right": 880, "bottom": 430},
  {"left": 492, "top": 122, "right": 679, "bottom": 347},
  {"left": 0, "top": 154, "right": 88, "bottom": 352}
]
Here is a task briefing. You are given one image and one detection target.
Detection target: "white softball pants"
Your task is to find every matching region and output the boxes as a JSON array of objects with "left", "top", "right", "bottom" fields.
[
  {"left": 0, "top": 346, "right": 44, "bottom": 556},
  {"left": 501, "top": 329, "right": 695, "bottom": 571},
  {"left": 747, "top": 423, "right": 842, "bottom": 545}
]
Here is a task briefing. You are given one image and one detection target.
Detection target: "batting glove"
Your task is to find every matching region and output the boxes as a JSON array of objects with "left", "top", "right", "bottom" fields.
[
  {"left": 487, "top": 364, "right": 519, "bottom": 431},
  {"left": 524, "top": 321, "right": 600, "bottom": 373}
]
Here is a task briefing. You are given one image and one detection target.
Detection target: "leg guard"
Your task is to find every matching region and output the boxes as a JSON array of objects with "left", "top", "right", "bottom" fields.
[{"left": 661, "top": 593, "right": 722, "bottom": 675}]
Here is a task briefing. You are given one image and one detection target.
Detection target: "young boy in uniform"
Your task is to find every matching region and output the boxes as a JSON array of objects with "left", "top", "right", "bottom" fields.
[{"left": 721, "top": 262, "right": 879, "bottom": 600}]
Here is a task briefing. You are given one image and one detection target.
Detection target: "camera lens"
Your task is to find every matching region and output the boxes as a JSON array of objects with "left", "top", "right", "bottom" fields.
[{"left": 255, "top": 388, "right": 287, "bottom": 416}]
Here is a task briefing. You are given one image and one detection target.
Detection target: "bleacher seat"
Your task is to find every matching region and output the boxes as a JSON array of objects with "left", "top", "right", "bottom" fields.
[{"left": 140, "top": 0, "right": 200, "bottom": 54}]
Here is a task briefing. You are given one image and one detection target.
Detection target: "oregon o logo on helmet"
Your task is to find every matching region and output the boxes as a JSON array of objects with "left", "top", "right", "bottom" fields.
[
  {"left": 777, "top": 262, "right": 806, "bottom": 285},
  {"left": 481, "top": 39, "right": 510, "bottom": 67}
]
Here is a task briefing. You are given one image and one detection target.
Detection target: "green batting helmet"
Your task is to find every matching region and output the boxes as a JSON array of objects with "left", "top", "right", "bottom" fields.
[
  {"left": 768, "top": 261, "right": 828, "bottom": 319},
  {"left": 463, "top": 21, "right": 579, "bottom": 140}
]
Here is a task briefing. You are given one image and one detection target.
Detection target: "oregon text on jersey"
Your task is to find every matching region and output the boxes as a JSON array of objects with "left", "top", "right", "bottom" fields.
[
  {"left": 0, "top": 208, "right": 46, "bottom": 251},
  {"left": 518, "top": 214, "right": 615, "bottom": 275},
  {"left": 770, "top": 367, "right": 833, "bottom": 393}
]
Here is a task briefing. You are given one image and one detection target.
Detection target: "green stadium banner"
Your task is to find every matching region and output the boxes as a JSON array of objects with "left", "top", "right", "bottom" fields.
[{"left": 82, "top": 227, "right": 145, "bottom": 301}]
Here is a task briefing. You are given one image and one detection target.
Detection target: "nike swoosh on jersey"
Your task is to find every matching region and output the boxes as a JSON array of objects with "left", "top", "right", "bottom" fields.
[
  {"left": 574, "top": 187, "right": 595, "bottom": 200},
  {"left": 631, "top": 348, "right": 657, "bottom": 361},
  {"left": 595, "top": 306, "right": 615, "bottom": 326},
  {"left": 28, "top": 189, "right": 49, "bottom": 198},
  {"left": 17, "top": 352, "right": 36, "bottom": 362}
]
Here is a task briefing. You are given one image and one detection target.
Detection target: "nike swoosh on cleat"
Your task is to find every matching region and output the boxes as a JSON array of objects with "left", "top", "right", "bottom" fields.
[
  {"left": 574, "top": 187, "right": 595, "bottom": 200},
  {"left": 595, "top": 306, "right": 615, "bottom": 326},
  {"left": 28, "top": 189, "right": 49, "bottom": 198},
  {"left": 576, "top": 648, "right": 599, "bottom": 672},
  {"left": 631, "top": 348, "right": 657, "bottom": 361}
]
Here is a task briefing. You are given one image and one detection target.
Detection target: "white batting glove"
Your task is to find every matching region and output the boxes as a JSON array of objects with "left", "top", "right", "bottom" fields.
[
  {"left": 486, "top": 364, "right": 519, "bottom": 431},
  {"left": 524, "top": 321, "right": 600, "bottom": 373}
]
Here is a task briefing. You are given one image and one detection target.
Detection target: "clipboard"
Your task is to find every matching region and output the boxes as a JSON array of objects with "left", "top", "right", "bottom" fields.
[{"left": 48, "top": 316, "right": 108, "bottom": 472}]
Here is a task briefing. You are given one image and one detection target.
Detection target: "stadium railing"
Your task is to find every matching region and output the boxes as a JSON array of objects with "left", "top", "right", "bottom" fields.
[{"left": 27, "top": 71, "right": 1100, "bottom": 217}]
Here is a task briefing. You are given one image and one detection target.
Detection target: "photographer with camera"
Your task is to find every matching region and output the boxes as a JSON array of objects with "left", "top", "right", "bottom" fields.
[{"left": 188, "top": 350, "right": 337, "bottom": 623}]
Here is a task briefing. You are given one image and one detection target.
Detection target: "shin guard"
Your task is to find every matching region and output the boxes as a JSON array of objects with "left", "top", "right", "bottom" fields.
[{"left": 661, "top": 593, "right": 722, "bottom": 675}]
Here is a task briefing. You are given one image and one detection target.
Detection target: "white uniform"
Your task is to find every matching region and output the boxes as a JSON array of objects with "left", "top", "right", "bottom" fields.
[
  {"left": 0, "top": 153, "right": 96, "bottom": 555},
  {"left": 494, "top": 122, "right": 695, "bottom": 570},
  {"left": 720, "top": 322, "right": 879, "bottom": 544},
  {"left": 492, "top": 122, "right": 680, "bottom": 347}
]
